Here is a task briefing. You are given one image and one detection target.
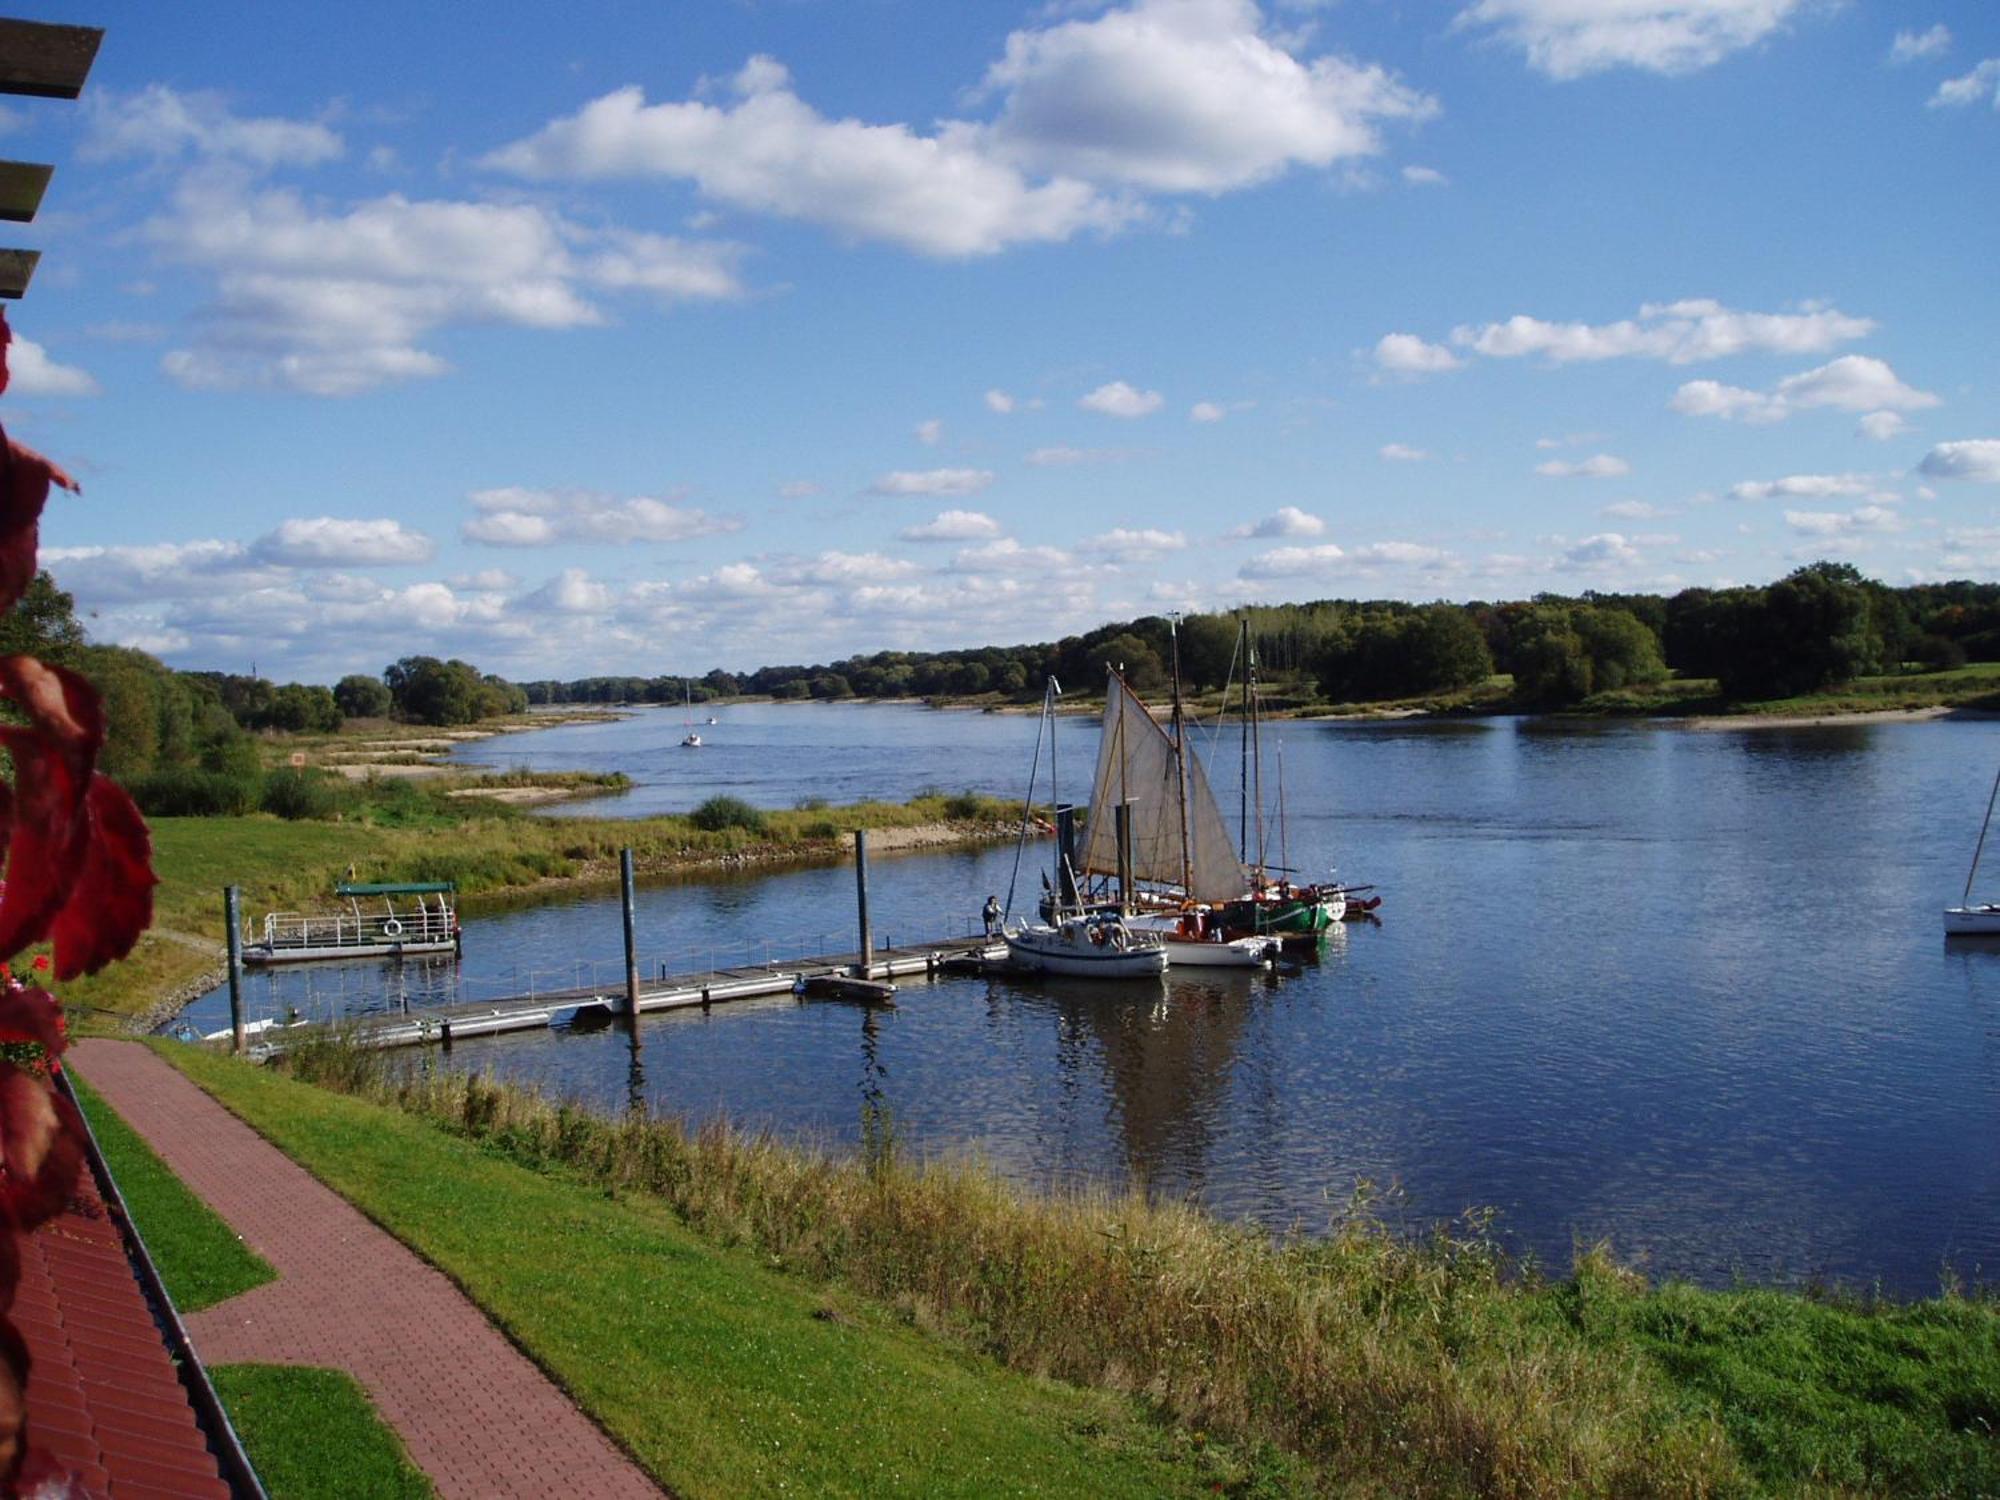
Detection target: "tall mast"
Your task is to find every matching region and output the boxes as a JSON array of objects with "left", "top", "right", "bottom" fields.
[
  {"left": 1169, "top": 615, "right": 1192, "bottom": 898},
  {"left": 1249, "top": 629, "right": 1266, "bottom": 882},
  {"left": 1238, "top": 616, "right": 1250, "bottom": 865}
]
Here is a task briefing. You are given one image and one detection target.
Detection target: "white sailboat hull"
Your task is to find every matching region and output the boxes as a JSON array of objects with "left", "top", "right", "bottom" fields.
[
  {"left": 1004, "top": 918, "right": 1168, "bottom": 978},
  {"left": 1122, "top": 913, "right": 1273, "bottom": 967},
  {"left": 1944, "top": 905, "right": 2000, "bottom": 934}
]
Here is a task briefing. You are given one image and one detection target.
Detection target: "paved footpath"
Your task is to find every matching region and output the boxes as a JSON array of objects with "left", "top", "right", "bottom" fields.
[{"left": 72, "top": 1039, "right": 664, "bottom": 1500}]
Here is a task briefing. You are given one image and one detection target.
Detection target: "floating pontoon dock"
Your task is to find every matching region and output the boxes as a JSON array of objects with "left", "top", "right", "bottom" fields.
[{"left": 244, "top": 881, "right": 459, "bottom": 966}]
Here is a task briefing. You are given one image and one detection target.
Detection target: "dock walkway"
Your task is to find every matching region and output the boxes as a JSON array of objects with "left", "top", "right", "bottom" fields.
[{"left": 234, "top": 935, "right": 1008, "bottom": 1053}]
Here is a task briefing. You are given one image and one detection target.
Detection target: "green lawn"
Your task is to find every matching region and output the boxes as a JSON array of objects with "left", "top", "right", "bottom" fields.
[
  {"left": 162, "top": 1044, "right": 1292, "bottom": 1499},
  {"left": 209, "top": 1366, "right": 433, "bottom": 1500}
]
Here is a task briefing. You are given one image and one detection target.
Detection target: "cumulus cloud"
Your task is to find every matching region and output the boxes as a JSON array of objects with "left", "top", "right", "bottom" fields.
[
  {"left": 252, "top": 517, "right": 435, "bottom": 566},
  {"left": 900, "top": 509, "right": 1002, "bottom": 542},
  {"left": 1729, "top": 473, "right": 1884, "bottom": 503},
  {"left": 1235, "top": 538, "right": 1448, "bottom": 578},
  {"left": 1379, "top": 443, "right": 1429, "bottom": 462},
  {"left": 84, "top": 85, "right": 343, "bottom": 169},
  {"left": 1536, "top": 454, "right": 1630, "bottom": 479},
  {"left": 4, "top": 337, "right": 98, "bottom": 396},
  {"left": 915, "top": 418, "right": 943, "bottom": 445},
  {"left": 1890, "top": 25, "right": 1951, "bottom": 64},
  {"left": 1232, "top": 505, "right": 1326, "bottom": 538},
  {"left": 984, "top": 388, "right": 1017, "bottom": 414},
  {"left": 1919, "top": 440, "right": 2000, "bottom": 483},
  {"left": 1025, "top": 445, "right": 1132, "bottom": 466},
  {"left": 1602, "top": 500, "right": 1667, "bottom": 519},
  {"left": 1374, "top": 331, "right": 1462, "bottom": 376},
  {"left": 1671, "top": 356, "right": 1939, "bottom": 425},
  {"left": 1451, "top": 299, "right": 1872, "bottom": 366},
  {"left": 40, "top": 540, "right": 284, "bottom": 602},
  {"left": 1858, "top": 411, "right": 1910, "bottom": 442},
  {"left": 1784, "top": 506, "right": 1901, "bottom": 537},
  {"left": 777, "top": 480, "right": 822, "bottom": 499},
  {"left": 487, "top": 3, "right": 1431, "bottom": 258},
  {"left": 1932, "top": 59, "right": 2000, "bottom": 109},
  {"left": 1238, "top": 542, "right": 1344, "bottom": 577},
  {"left": 520, "top": 567, "right": 615, "bottom": 613},
  {"left": 956, "top": 537, "right": 1073, "bottom": 572},
  {"left": 868, "top": 467, "right": 996, "bottom": 497},
  {"left": 1402, "top": 164, "right": 1448, "bottom": 186},
  {"left": 1190, "top": 401, "right": 1226, "bottom": 423},
  {"left": 461, "top": 487, "right": 741, "bottom": 545},
  {"left": 978, "top": 0, "right": 1436, "bottom": 193},
  {"left": 1079, "top": 380, "right": 1163, "bottom": 417},
  {"left": 147, "top": 178, "right": 744, "bottom": 395},
  {"left": 1455, "top": 0, "right": 1811, "bottom": 79},
  {"left": 1556, "top": 532, "right": 1642, "bottom": 569},
  {"left": 1083, "top": 527, "right": 1186, "bottom": 560}
]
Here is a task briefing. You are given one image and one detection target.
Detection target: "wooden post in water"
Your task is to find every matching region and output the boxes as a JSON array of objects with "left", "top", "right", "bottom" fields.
[
  {"left": 223, "top": 885, "right": 246, "bottom": 1056},
  {"left": 620, "top": 847, "right": 641, "bottom": 1028},
  {"left": 854, "top": 829, "right": 873, "bottom": 978}
]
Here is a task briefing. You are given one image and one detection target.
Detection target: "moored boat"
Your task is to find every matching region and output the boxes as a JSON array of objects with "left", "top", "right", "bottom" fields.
[
  {"left": 1004, "top": 912, "right": 1167, "bottom": 978},
  {"left": 1122, "top": 907, "right": 1274, "bottom": 967},
  {"left": 243, "top": 881, "right": 458, "bottom": 966},
  {"left": 1946, "top": 761, "right": 2000, "bottom": 935}
]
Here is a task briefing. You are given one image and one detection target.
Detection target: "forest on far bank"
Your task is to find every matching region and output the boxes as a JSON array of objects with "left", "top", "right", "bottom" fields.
[{"left": 519, "top": 561, "right": 2000, "bottom": 714}]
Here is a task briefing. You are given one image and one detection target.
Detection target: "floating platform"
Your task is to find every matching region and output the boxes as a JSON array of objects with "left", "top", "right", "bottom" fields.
[{"left": 245, "top": 881, "right": 459, "bottom": 968}]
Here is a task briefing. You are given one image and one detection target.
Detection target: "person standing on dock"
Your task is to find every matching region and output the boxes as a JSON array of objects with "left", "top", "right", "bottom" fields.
[{"left": 982, "top": 894, "right": 1002, "bottom": 937}]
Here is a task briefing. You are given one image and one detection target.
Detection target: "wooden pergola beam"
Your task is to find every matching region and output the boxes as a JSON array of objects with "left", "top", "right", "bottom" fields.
[
  {"left": 0, "top": 247, "right": 39, "bottom": 298},
  {"left": 0, "top": 160, "right": 50, "bottom": 222},
  {"left": 0, "top": 19, "right": 100, "bottom": 99}
]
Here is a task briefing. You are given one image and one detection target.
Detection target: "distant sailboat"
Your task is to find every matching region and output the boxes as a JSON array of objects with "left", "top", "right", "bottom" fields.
[
  {"left": 680, "top": 679, "right": 702, "bottom": 748},
  {"left": 1945, "top": 761, "right": 2000, "bottom": 933}
]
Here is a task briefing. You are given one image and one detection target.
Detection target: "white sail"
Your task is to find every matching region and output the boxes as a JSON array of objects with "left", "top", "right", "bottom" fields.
[{"left": 1078, "top": 674, "right": 1247, "bottom": 904}]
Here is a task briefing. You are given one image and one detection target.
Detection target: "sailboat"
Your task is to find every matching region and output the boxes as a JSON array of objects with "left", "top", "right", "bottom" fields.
[
  {"left": 1071, "top": 632, "right": 1276, "bottom": 968},
  {"left": 1944, "top": 762, "right": 2000, "bottom": 933},
  {"left": 680, "top": 679, "right": 702, "bottom": 748},
  {"left": 1001, "top": 679, "right": 1168, "bottom": 979}
]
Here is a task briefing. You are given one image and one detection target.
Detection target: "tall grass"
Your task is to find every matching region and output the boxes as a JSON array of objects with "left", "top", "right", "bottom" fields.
[{"left": 278, "top": 1037, "right": 1739, "bottom": 1497}]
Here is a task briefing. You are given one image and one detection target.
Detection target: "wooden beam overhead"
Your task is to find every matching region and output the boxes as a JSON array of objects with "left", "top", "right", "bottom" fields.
[
  {"left": 0, "top": 247, "right": 38, "bottom": 298},
  {"left": 0, "top": 19, "right": 100, "bottom": 99},
  {"left": 0, "top": 160, "right": 50, "bottom": 222}
]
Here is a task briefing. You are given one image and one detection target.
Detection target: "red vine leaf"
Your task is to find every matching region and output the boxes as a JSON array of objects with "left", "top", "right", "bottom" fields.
[
  {"left": 0, "top": 1064, "right": 80, "bottom": 1230},
  {"left": 0, "top": 439, "right": 80, "bottom": 620},
  {"left": 51, "top": 778, "right": 155, "bottom": 980}
]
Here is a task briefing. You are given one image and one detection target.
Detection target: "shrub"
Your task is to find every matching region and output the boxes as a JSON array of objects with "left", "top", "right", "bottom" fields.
[
  {"left": 260, "top": 767, "right": 345, "bottom": 821},
  {"left": 942, "top": 791, "right": 987, "bottom": 821},
  {"left": 129, "top": 766, "right": 260, "bottom": 817},
  {"left": 688, "top": 795, "right": 768, "bottom": 834}
]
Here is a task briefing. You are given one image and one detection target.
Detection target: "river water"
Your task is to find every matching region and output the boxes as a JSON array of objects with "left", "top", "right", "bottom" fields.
[{"left": 180, "top": 705, "right": 2000, "bottom": 1295}]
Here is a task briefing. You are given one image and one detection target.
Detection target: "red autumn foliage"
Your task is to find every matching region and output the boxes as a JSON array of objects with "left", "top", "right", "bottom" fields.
[{"left": 0, "top": 306, "right": 158, "bottom": 1492}]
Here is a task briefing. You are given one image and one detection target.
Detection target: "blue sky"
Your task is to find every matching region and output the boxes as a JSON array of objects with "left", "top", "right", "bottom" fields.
[{"left": 3, "top": 0, "right": 1996, "bottom": 681}]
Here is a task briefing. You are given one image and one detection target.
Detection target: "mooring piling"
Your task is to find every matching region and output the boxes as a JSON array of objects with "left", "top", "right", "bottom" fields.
[
  {"left": 620, "top": 847, "right": 641, "bottom": 1029},
  {"left": 223, "top": 885, "right": 245, "bottom": 1056},
  {"left": 854, "top": 829, "right": 873, "bottom": 977}
]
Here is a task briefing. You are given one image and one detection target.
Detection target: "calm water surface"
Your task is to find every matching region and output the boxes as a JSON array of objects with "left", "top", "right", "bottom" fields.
[{"left": 186, "top": 708, "right": 2000, "bottom": 1295}]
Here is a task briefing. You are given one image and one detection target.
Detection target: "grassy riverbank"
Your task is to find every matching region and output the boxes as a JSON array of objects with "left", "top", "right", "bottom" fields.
[
  {"left": 59, "top": 785, "right": 1018, "bottom": 1030},
  {"left": 170, "top": 1037, "right": 2000, "bottom": 1499}
]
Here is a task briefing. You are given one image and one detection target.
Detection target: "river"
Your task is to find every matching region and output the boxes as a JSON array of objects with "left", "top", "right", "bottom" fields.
[{"left": 178, "top": 704, "right": 2000, "bottom": 1295}]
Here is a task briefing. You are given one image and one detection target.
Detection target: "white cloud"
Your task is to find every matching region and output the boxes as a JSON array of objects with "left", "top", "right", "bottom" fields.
[
  {"left": 1932, "top": 59, "right": 2000, "bottom": 109},
  {"left": 485, "top": 62, "right": 1129, "bottom": 259},
  {"left": 1190, "top": 400, "right": 1226, "bottom": 423},
  {"left": 462, "top": 487, "right": 741, "bottom": 545},
  {"left": 1557, "top": 532, "right": 1641, "bottom": 568},
  {"left": 1455, "top": 0, "right": 1810, "bottom": 79},
  {"left": 916, "top": 418, "right": 944, "bottom": 445},
  {"left": 4, "top": 337, "right": 98, "bottom": 396},
  {"left": 791, "top": 551, "right": 919, "bottom": 585},
  {"left": 1671, "top": 356, "right": 1940, "bottom": 425},
  {"left": 148, "top": 179, "right": 744, "bottom": 395},
  {"left": 955, "top": 537, "right": 1073, "bottom": 572},
  {"left": 1232, "top": 505, "right": 1326, "bottom": 538},
  {"left": 1348, "top": 541, "right": 1446, "bottom": 566},
  {"left": 1238, "top": 542, "right": 1344, "bottom": 577},
  {"left": 1374, "top": 331, "right": 1462, "bottom": 376},
  {"left": 1602, "top": 500, "right": 1666, "bottom": 519},
  {"left": 1026, "top": 445, "right": 1132, "bottom": 466},
  {"left": 1379, "top": 442, "right": 1429, "bottom": 462},
  {"left": 1402, "top": 164, "right": 1448, "bottom": 186},
  {"left": 1729, "top": 473, "right": 1884, "bottom": 503},
  {"left": 520, "top": 567, "right": 615, "bottom": 614},
  {"left": 1857, "top": 411, "right": 1910, "bottom": 442},
  {"left": 778, "top": 480, "right": 822, "bottom": 499},
  {"left": 487, "top": 4, "right": 1431, "bottom": 259},
  {"left": 1920, "top": 440, "right": 2000, "bottom": 483},
  {"left": 1452, "top": 299, "right": 1872, "bottom": 366},
  {"left": 1536, "top": 453, "right": 1630, "bottom": 479},
  {"left": 252, "top": 517, "right": 435, "bottom": 566},
  {"left": 41, "top": 540, "right": 284, "bottom": 602},
  {"left": 1784, "top": 506, "right": 1901, "bottom": 537},
  {"left": 1083, "top": 527, "right": 1186, "bottom": 560},
  {"left": 84, "top": 85, "right": 343, "bottom": 169},
  {"left": 1890, "top": 25, "right": 1951, "bottom": 64},
  {"left": 900, "top": 509, "right": 1003, "bottom": 542},
  {"left": 869, "top": 467, "right": 997, "bottom": 497},
  {"left": 1079, "top": 380, "right": 1163, "bottom": 417},
  {"left": 985, "top": 388, "right": 1017, "bottom": 414},
  {"left": 979, "top": 0, "right": 1436, "bottom": 194}
]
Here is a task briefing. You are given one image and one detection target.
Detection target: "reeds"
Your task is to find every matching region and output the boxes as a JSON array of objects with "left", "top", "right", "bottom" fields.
[{"left": 279, "top": 1036, "right": 1741, "bottom": 1497}]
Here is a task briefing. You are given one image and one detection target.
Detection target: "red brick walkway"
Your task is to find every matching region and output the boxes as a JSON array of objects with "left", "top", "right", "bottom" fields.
[{"left": 71, "top": 1040, "right": 663, "bottom": 1500}]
